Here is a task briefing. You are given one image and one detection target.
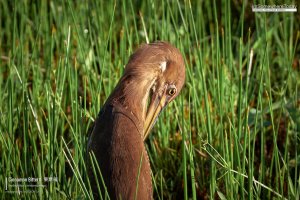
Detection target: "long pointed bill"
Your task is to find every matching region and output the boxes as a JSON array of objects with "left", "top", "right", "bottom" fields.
[{"left": 143, "top": 92, "right": 167, "bottom": 141}]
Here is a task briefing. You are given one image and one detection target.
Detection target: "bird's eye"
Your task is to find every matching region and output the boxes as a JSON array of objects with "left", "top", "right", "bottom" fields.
[{"left": 167, "top": 86, "right": 177, "bottom": 96}]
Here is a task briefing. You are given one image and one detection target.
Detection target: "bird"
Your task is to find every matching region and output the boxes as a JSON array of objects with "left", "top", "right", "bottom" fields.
[{"left": 87, "top": 41, "right": 185, "bottom": 199}]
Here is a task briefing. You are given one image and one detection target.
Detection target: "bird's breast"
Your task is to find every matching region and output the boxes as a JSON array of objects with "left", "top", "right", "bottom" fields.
[{"left": 88, "top": 102, "right": 152, "bottom": 199}]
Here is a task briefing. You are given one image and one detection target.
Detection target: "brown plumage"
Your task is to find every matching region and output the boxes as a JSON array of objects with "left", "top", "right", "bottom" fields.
[{"left": 87, "top": 41, "right": 185, "bottom": 199}]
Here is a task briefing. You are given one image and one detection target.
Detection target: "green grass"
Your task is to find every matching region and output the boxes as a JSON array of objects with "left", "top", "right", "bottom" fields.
[{"left": 1, "top": 0, "right": 299, "bottom": 199}]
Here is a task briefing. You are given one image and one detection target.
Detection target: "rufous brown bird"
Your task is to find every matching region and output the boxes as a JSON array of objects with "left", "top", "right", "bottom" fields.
[{"left": 87, "top": 41, "right": 185, "bottom": 199}]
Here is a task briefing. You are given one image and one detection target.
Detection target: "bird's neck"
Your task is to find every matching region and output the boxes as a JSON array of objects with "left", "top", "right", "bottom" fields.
[{"left": 109, "top": 75, "right": 154, "bottom": 132}]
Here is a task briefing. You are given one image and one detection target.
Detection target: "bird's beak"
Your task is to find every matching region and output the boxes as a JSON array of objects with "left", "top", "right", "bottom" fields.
[{"left": 143, "top": 89, "right": 167, "bottom": 140}]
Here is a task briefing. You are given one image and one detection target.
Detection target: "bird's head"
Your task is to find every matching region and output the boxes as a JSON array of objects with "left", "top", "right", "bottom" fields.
[{"left": 121, "top": 42, "right": 185, "bottom": 140}]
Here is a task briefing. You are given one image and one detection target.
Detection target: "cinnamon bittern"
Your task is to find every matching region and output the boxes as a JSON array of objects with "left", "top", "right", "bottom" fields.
[{"left": 87, "top": 41, "right": 185, "bottom": 199}]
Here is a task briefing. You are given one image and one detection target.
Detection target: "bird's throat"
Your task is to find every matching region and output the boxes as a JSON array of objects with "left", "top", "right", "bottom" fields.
[{"left": 110, "top": 76, "right": 155, "bottom": 133}]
